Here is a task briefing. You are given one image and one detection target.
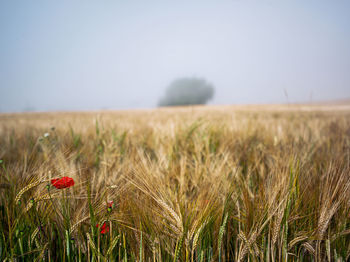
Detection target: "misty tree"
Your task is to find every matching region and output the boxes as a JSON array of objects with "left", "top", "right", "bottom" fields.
[{"left": 158, "top": 77, "right": 215, "bottom": 107}]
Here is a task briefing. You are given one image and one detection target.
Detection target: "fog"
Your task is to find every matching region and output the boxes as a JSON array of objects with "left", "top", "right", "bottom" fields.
[{"left": 1, "top": 0, "right": 350, "bottom": 112}]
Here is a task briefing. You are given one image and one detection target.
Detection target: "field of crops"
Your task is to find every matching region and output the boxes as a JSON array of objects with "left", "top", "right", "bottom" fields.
[{"left": 0, "top": 104, "right": 350, "bottom": 261}]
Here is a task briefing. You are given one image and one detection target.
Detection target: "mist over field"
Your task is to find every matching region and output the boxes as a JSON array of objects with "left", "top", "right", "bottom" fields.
[
  {"left": 1, "top": 0, "right": 350, "bottom": 112},
  {"left": 1, "top": 1, "right": 350, "bottom": 261}
]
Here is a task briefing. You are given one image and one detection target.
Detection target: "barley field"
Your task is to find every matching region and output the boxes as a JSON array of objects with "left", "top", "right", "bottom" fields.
[{"left": 0, "top": 104, "right": 350, "bottom": 261}]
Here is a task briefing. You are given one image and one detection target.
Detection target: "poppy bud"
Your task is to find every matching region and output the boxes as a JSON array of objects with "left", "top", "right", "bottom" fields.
[
  {"left": 96, "top": 222, "right": 110, "bottom": 234},
  {"left": 107, "top": 201, "right": 114, "bottom": 209}
]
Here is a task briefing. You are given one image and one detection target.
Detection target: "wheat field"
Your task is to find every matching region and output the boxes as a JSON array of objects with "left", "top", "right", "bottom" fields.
[{"left": 0, "top": 104, "right": 350, "bottom": 261}]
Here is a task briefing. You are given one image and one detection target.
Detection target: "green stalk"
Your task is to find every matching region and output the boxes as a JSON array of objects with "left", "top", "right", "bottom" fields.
[
  {"left": 87, "top": 183, "right": 96, "bottom": 239},
  {"left": 139, "top": 229, "right": 143, "bottom": 262}
]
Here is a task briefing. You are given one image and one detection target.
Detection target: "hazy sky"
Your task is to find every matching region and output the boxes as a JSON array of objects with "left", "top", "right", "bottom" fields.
[{"left": 1, "top": 0, "right": 350, "bottom": 112}]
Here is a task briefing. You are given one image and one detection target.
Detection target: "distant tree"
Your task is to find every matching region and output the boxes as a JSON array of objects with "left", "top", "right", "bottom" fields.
[{"left": 158, "top": 77, "right": 215, "bottom": 107}]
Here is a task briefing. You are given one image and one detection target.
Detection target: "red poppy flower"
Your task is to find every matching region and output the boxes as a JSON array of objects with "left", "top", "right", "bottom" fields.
[
  {"left": 51, "top": 177, "right": 75, "bottom": 189},
  {"left": 96, "top": 222, "right": 110, "bottom": 234}
]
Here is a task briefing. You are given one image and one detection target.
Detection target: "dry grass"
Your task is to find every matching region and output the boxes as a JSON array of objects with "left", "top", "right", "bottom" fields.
[{"left": 0, "top": 104, "right": 350, "bottom": 261}]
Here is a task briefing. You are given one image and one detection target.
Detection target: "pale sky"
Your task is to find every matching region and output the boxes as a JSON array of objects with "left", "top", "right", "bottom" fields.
[{"left": 1, "top": 0, "right": 349, "bottom": 112}]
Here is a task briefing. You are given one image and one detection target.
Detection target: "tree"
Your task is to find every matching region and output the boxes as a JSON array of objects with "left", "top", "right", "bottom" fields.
[{"left": 158, "top": 77, "right": 215, "bottom": 107}]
